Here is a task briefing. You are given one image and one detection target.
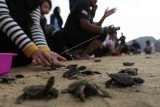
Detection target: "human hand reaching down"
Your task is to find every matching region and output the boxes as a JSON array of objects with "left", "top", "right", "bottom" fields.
[{"left": 31, "top": 50, "right": 66, "bottom": 67}]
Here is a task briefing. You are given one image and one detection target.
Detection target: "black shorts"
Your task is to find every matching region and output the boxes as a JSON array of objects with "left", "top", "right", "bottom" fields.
[{"left": 63, "top": 30, "right": 106, "bottom": 49}]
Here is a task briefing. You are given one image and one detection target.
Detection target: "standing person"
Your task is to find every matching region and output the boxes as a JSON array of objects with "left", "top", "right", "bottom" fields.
[
  {"left": 119, "top": 32, "right": 126, "bottom": 46},
  {"left": 0, "top": 0, "right": 65, "bottom": 67},
  {"left": 50, "top": 6, "right": 63, "bottom": 33},
  {"left": 117, "top": 32, "right": 129, "bottom": 54},
  {"left": 63, "top": 0, "right": 117, "bottom": 59}
]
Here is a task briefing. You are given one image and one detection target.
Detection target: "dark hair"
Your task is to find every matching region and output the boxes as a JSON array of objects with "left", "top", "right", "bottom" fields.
[
  {"left": 39, "top": 0, "right": 52, "bottom": 8},
  {"left": 146, "top": 40, "right": 150, "bottom": 45},
  {"left": 50, "top": 6, "right": 63, "bottom": 28},
  {"left": 53, "top": 7, "right": 60, "bottom": 16}
]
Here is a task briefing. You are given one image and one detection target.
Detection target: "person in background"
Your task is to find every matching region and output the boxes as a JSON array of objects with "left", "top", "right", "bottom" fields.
[
  {"left": 40, "top": 0, "right": 55, "bottom": 51},
  {"left": 49, "top": 6, "right": 68, "bottom": 56},
  {"left": 151, "top": 42, "right": 156, "bottom": 53},
  {"left": 50, "top": 6, "right": 63, "bottom": 33},
  {"left": 94, "top": 32, "right": 120, "bottom": 57},
  {"left": 63, "top": 0, "right": 117, "bottom": 59},
  {"left": 119, "top": 32, "right": 126, "bottom": 46},
  {"left": 40, "top": 0, "right": 52, "bottom": 30},
  {"left": 144, "top": 40, "right": 152, "bottom": 54},
  {"left": 40, "top": 2, "right": 67, "bottom": 58},
  {"left": 0, "top": 0, "right": 65, "bottom": 67},
  {"left": 130, "top": 40, "right": 141, "bottom": 54},
  {"left": 117, "top": 32, "right": 129, "bottom": 54}
]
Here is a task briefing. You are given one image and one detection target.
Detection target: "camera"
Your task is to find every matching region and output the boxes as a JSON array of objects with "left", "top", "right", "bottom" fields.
[
  {"left": 115, "top": 27, "right": 120, "bottom": 31},
  {"left": 108, "top": 25, "right": 120, "bottom": 34}
]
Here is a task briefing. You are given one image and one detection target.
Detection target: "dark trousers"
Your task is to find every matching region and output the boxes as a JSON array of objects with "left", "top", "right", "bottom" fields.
[
  {"left": 45, "top": 30, "right": 66, "bottom": 54},
  {"left": 0, "top": 32, "right": 31, "bottom": 67},
  {"left": 63, "top": 30, "right": 106, "bottom": 49}
]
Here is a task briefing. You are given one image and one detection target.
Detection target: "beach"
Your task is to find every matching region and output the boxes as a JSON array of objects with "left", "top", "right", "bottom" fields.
[{"left": 0, "top": 54, "right": 160, "bottom": 107}]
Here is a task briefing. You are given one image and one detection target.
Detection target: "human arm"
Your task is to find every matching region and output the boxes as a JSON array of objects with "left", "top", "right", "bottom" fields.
[
  {"left": 30, "top": 8, "right": 50, "bottom": 51},
  {"left": 0, "top": 0, "right": 39, "bottom": 57},
  {"left": 30, "top": 8, "right": 66, "bottom": 66},
  {"left": 96, "top": 8, "right": 116, "bottom": 26}
]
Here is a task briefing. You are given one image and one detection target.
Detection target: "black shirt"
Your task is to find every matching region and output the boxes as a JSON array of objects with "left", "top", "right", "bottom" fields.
[
  {"left": 63, "top": 0, "right": 91, "bottom": 35},
  {"left": 5, "top": 0, "right": 40, "bottom": 35},
  {"left": 119, "top": 36, "right": 126, "bottom": 45},
  {"left": 69, "top": 0, "right": 80, "bottom": 10}
]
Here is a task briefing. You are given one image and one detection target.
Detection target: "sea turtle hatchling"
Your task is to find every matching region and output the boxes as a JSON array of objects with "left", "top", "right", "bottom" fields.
[
  {"left": 15, "top": 76, "right": 59, "bottom": 104},
  {"left": 0, "top": 73, "right": 16, "bottom": 84},
  {"left": 80, "top": 69, "right": 102, "bottom": 75},
  {"left": 49, "top": 63, "right": 64, "bottom": 70},
  {"left": 105, "top": 73, "right": 144, "bottom": 87},
  {"left": 66, "top": 64, "right": 78, "bottom": 69},
  {"left": 123, "top": 62, "right": 135, "bottom": 66},
  {"left": 62, "top": 80, "right": 111, "bottom": 102},
  {"left": 62, "top": 66, "right": 87, "bottom": 79},
  {"left": 118, "top": 68, "right": 138, "bottom": 76},
  {"left": 63, "top": 67, "right": 79, "bottom": 79}
]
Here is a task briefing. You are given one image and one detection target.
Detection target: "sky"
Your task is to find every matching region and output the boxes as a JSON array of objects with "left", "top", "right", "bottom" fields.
[{"left": 46, "top": 0, "right": 160, "bottom": 42}]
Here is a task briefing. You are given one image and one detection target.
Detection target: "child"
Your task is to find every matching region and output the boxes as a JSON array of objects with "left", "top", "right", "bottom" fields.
[{"left": 0, "top": 0, "right": 65, "bottom": 67}]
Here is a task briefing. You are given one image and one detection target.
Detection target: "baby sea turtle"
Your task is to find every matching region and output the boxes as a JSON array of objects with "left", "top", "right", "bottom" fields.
[
  {"left": 80, "top": 69, "right": 102, "bottom": 75},
  {"left": 63, "top": 66, "right": 100, "bottom": 79},
  {"left": 94, "top": 59, "right": 102, "bottom": 62},
  {"left": 15, "top": 74, "right": 24, "bottom": 79},
  {"left": 0, "top": 74, "right": 16, "bottom": 84},
  {"left": 66, "top": 64, "right": 78, "bottom": 69},
  {"left": 77, "top": 66, "right": 87, "bottom": 71},
  {"left": 118, "top": 68, "right": 138, "bottom": 76},
  {"left": 145, "top": 56, "right": 151, "bottom": 59},
  {"left": 63, "top": 66, "right": 87, "bottom": 79},
  {"left": 63, "top": 67, "right": 79, "bottom": 79},
  {"left": 62, "top": 80, "right": 111, "bottom": 102},
  {"left": 49, "top": 63, "right": 64, "bottom": 70},
  {"left": 105, "top": 73, "right": 144, "bottom": 87},
  {"left": 123, "top": 62, "right": 135, "bottom": 66},
  {"left": 15, "top": 76, "right": 59, "bottom": 104}
]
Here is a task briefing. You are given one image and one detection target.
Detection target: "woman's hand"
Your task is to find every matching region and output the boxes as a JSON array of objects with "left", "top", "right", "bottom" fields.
[
  {"left": 31, "top": 50, "right": 66, "bottom": 67},
  {"left": 103, "top": 7, "right": 117, "bottom": 18},
  {"left": 48, "top": 51, "right": 66, "bottom": 67}
]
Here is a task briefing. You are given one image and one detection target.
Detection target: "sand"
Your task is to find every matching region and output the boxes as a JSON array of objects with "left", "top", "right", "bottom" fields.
[{"left": 0, "top": 53, "right": 160, "bottom": 107}]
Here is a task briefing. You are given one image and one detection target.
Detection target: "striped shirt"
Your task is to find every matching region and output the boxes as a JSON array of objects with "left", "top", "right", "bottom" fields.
[{"left": 0, "top": 0, "right": 50, "bottom": 57}]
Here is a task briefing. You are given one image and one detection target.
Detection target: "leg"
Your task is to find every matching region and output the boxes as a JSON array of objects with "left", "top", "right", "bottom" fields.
[{"left": 79, "top": 39, "right": 101, "bottom": 59}]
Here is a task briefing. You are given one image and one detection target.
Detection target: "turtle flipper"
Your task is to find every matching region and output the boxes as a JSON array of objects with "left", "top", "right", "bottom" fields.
[
  {"left": 61, "top": 88, "right": 70, "bottom": 94},
  {"left": 49, "top": 88, "right": 59, "bottom": 98},
  {"left": 15, "top": 93, "right": 27, "bottom": 104},
  {"left": 45, "top": 76, "right": 55, "bottom": 90},
  {"left": 97, "top": 88, "right": 111, "bottom": 98},
  {"left": 105, "top": 79, "right": 113, "bottom": 88},
  {"left": 76, "top": 85, "right": 86, "bottom": 102}
]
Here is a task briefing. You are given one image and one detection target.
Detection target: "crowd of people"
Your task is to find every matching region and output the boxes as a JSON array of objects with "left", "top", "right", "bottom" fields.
[{"left": 0, "top": 0, "right": 155, "bottom": 68}]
